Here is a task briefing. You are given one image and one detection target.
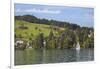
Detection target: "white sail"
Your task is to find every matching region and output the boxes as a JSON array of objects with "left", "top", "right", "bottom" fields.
[{"left": 76, "top": 42, "right": 80, "bottom": 50}]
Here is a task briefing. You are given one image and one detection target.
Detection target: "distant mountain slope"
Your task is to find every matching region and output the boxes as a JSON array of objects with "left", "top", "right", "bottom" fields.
[{"left": 15, "top": 15, "right": 83, "bottom": 30}]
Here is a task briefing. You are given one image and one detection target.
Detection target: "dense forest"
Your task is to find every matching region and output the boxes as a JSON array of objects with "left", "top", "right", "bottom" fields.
[{"left": 15, "top": 15, "right": 94, "bottom": 50}]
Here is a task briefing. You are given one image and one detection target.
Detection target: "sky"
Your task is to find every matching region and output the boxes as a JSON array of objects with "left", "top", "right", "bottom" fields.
[{"left": 15, "top": 3, "right": 94, "bottom": 27}]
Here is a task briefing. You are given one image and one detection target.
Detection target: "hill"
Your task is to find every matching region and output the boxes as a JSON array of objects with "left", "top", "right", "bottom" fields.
[
  {"left": 15, "top": 20, "right": 64, "bottom": 41},
  {"left": 14, "top": 15, "right": 94, "bottom": 49}
]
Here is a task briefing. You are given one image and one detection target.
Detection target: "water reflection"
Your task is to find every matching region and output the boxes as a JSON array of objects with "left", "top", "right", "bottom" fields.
[
  {"left": 76, "top": 50, "right": 80, "bottom": 61},
  {"left": 15, "top": 49, "right": 94, "bottom": 65}
]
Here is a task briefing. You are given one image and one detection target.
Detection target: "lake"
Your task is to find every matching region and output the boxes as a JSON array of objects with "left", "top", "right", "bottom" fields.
[{"left": 15, "top": 48, "right": 94, "bottom": 65}]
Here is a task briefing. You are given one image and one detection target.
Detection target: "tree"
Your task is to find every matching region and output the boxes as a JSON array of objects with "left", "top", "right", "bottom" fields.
[
  {"left": 48, "top": 30, "right": 54, "bottom": 40},
  {"left": 83, "top": 33, "right": 94, "bottom": 48},
  {"left": 34, "top": 33, "right": 44, "bottom": 49},
  {"left": 45, "top": 30, "right": 57, "bottom": 49}
]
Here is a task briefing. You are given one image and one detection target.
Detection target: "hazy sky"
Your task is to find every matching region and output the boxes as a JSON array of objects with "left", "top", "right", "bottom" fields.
[{"left": 15, "top": 3, "right": 94, "bottom": 27}]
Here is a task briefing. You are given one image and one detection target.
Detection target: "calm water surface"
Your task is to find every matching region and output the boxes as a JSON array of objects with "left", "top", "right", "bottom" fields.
[{"left": 15, "top": 49, "right": 94, "bottom": 65}]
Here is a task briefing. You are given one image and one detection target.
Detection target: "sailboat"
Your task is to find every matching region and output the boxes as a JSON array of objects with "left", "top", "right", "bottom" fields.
[{"left": 76, "top": 42, "right": 80, "bottom": 50}]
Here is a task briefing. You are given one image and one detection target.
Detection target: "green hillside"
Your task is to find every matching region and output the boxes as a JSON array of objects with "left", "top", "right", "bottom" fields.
[{"left": 15, "top": 20, "right": 64, "bottom": 40}]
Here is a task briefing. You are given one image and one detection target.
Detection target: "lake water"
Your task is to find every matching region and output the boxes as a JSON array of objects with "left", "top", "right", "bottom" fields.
[{"left": 15, "top": 49, "right": 94, "bottom": 65}]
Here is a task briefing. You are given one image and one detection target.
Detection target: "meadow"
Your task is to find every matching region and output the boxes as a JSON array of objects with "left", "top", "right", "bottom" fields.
[{"left": 15, "top": 20, "right": 64, "bottom": 41}]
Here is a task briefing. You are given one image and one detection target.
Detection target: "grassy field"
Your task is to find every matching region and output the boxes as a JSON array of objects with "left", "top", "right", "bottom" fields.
[{"left": 15, "top": 20, "right": 64, "bottom": 40}]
